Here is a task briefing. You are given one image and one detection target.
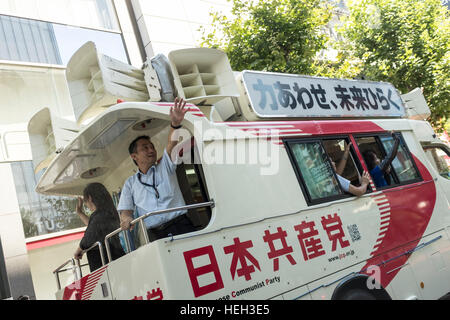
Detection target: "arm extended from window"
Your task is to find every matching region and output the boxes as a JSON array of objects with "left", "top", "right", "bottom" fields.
[{"left": 380, "top": 133, "right": 400, "bottom": 172}]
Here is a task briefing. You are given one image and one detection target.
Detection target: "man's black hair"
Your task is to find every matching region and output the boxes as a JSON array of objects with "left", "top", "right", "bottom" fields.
[
  {"left": 362, "top": 150, "right": 377, "bottom": 170},
  {"left": 128, "top": 135, "right": 153, "bottom": 166},
  {"left": 128, "top": 135, "right": 151, "bottom": 155}
]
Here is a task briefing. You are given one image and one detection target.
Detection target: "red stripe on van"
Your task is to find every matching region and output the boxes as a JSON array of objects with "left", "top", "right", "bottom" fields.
[
  {"left": 26, "top": 231, "right": 85, "bottom": 251},
  {"left": 224, "top": 120, "right": 384, "bottom": 136}
]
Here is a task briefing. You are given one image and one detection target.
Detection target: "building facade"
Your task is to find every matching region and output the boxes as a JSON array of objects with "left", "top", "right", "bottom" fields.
[{"left": 0, "top": 0, "right": 231, "bottom": 300}]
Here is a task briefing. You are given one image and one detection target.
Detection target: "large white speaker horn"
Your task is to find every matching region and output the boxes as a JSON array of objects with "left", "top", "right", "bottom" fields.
[
  {"left": 168, "top": 47, "right": 240, "bottom": 106},
  {"left": 66, "top": 41, "right": 150, "bottom": 125},
  {"left": 27, "top": 107, "right": 79, "bottom": 174},
  {"left": 401, "top": 87, "right": 431, "bottom": 120}
]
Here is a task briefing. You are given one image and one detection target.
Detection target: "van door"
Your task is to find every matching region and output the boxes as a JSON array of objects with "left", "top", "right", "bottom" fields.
[{"left": 422, "top": 144, "right": 450, "bottom": 202}]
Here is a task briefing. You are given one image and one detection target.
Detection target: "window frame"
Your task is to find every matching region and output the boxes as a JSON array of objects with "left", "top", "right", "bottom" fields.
[
  {"left": 176, "top": 137, "right": 212, "bottom": 230},
  {"left": 422, "top": 144, "right": 450, "bottom": 180},
  {"left": 322, "top": 135, "right": 366, "bottom": 188},
  {"left": 354, "top": 132, "right": 423, "bottom": 189},
  {"left": 284, "top": 135, "right": 360, "bottom": 206}
]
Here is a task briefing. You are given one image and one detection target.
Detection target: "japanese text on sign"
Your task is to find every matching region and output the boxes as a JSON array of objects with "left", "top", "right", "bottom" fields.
[
  {"left": 242, "top": 70, "right": 405, "bottom": 118},
  {"left": 183, "top": 212, "right": 359, "bottom": 298}
]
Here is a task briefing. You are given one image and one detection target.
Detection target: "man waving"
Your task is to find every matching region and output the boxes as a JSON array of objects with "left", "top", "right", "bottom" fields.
[{"left": 118, "top": 98, "right": 195, "bottom": 242}]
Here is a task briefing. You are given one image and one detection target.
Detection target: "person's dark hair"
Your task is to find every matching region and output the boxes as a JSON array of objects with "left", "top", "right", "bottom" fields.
[
  {"left": 83, "top": 183, "right": 119, "bottom": 220},
  {"left": 363, "top": 150, "right": 377, "bottom": 170},
  {"left": 128, "top": 135, "right": 152, "bottom": 154},
  {"left": 128, "top": 135, "right": 154, "bottom": 166}
]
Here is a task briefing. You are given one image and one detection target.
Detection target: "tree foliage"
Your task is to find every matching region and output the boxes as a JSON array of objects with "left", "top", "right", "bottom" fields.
[
  {"left": 200, "top": 0, "right": 449, "bottom": 132},
  {"left": 341, "top": 0, "right": 449, "bottom": 131},
  {"left": 200, "top": 0, "right": 333, "bottom": 74}
]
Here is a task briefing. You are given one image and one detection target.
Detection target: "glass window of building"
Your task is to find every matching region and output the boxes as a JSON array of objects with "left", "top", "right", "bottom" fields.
[
  {"left": 11, "top": 161, "right": 84, "bottom": 239},
  {"left": 0, "top": 0, "right": 119, "bottom": 31},
  {"left": 0, "top": 15, "right": 61, "bottom": 64},
  {"left": 0, "top": 13, "right": 127, "bottom": 65},
  {"left": 53, "top": 23, "right": 128, "bottom": 65}
]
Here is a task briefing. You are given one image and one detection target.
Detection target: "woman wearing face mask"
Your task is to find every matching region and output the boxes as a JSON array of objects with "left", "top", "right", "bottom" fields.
[{"left": 74, "top": 183, "right": 125, "bottom": 272}]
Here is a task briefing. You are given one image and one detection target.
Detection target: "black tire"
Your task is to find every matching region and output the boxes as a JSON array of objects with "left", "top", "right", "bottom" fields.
[{"left": 339, "top": 289, "right": 377, "bottom": 300}]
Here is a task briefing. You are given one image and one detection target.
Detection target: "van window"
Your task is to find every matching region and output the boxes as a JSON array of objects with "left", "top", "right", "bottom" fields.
[
  {"left": 423, "top": 146, "right": 450, "bottom": 179},
  {"left": 176, "top": 162, "right": 211, "bottom": 229},
  {"left": 322, "top": 138, "right": 363, "bottom": 188},
  {"left": 172, "top": 137, "right": 211, "bottom": 230},
  {"left": 356, "top": 133, "right": 421, "bottom": 188},
  {"left": 355, "top": 136, "right": 395, "bottom": 186},
  {"left": 380, "top": 135, "right": 420, "bottom": 183},
  {"left": 287, "top": 140, "right": 343, "bottom": 203}
]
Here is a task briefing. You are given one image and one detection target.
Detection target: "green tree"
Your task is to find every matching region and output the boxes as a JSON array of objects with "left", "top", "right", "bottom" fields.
[
  {"left": 200, "top": 0, "right": 333, "bottom": 74},
  {"left": 338, "top": 0, "right": 449, "bottom": 131},
  {"left": 200, "top": 0, "right": 449, "bottom": 132}
]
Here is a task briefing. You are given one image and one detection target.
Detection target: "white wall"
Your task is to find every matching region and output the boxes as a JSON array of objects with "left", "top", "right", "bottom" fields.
[
  {"left": 27, "top": 239, "right": 89, "bottom": 300},
  {"left": 0, "top": 63, "right": 75, "bottom": 165},
  {"left": 0, "top": 63, "right": 74, "bottom": 124},
  {"left": 0, "top": 0, "right": 136, "bottom": 300},
  {"left": 0, "top": 163, "right": 35, "bottom": 299},
  {"left": 113, "top": 0, "right": 143, "bottom": 68},
  {"left": 132, "top": 0, "right": 233, "bottom": 57},
  {"left": 0, "top": 0, "right": 235, "bottom": 300}
]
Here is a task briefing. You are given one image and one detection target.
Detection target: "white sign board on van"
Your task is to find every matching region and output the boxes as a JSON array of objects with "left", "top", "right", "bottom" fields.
[{"left": 241, "top": 70, "right": 405, "bottom": 118}]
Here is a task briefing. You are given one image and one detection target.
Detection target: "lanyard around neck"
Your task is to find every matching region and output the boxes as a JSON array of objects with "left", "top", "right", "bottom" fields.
[{"left": 137, "top": 167, "right": 160, "bottom": 199}]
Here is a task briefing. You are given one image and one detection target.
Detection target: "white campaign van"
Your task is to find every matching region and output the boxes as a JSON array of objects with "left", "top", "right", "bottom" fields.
[{"left": 28, "top": 42, "right": 450, "bottom": 300}]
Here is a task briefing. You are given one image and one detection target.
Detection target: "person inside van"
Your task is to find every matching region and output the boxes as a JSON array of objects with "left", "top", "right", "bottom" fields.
[
  {"left": 334, "top": 141, "right": 352, "bottom": 176},
  {"left": 328, "top": 141, "right": 370, "bottom": 196},
  {"left": 117, "top": 97, "right": 196, "bottom": 242},
  {"left": 363, "top": 132, "right": 400, "bottom": 188},
  {"left": 331, "top": 160, "right": 371, "bottom": 196},
  {"left": 74, "top": 183, "right": 125, "bottom": 272}
]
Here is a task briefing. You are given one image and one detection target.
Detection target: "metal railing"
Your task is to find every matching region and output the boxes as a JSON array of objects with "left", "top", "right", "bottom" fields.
[
  {"left": 53, "top": 201, "right": 214, "bottom": 290},
  {"left": 85, "top": 241, "right": 106, "bottom": 266},
  {"left": 105, "top": 200, "right": 215, "bottom": 262},
  {"left": 53, "top": 241, "right": 105, "bottom": 290},
  {"left": 53, "top": 258, "right": 81, "bottom": 291}
]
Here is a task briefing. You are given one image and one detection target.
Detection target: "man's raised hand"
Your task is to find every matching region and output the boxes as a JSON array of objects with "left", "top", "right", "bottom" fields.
[{"left": 170, "top": 97, "right": 188, "bottom": 127}]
